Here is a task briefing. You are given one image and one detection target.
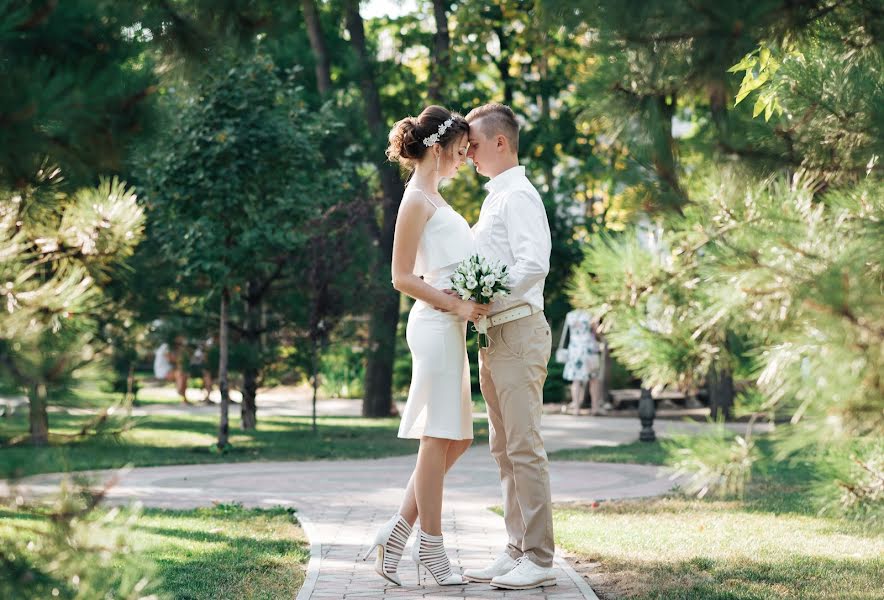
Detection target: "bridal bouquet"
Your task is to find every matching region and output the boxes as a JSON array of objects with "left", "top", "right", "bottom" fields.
[{"left": 450, "top": 254, "right": 510, "bottom": 347}]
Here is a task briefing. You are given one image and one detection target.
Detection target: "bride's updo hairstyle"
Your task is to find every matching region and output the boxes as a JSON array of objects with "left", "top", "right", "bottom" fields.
[{"left": 386, "top": 105, "right": 469, "bottom": 170}]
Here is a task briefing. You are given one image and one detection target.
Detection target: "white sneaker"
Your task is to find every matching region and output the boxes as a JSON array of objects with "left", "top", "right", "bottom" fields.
[
  {"left": 489, "top": 556, "right": 556, "bottom": 590},
  {"left": 463, "top": 552, "right": 517, "bottom": 583}
]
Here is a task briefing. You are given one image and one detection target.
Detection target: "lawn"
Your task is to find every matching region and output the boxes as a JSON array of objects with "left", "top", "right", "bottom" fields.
[
  {"left": 549, "top": 440, "right": 884, "bottom": 600},
  {"left": 549, "top": 440, "right": 672, "bottom": 465},
  {"left": 0, "top": 503, "right": 309, "bottom": 600},
  {"left": 0, "top": 410, "right": 490, "bottom": 478}
]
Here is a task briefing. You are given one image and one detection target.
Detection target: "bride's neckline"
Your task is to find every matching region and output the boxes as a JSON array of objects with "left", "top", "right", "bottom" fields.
[{"left": 409, "top": 187, "right": 453, "bottom": 211}]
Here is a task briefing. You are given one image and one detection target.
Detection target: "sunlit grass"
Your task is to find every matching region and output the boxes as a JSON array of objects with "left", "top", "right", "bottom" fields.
[
  {"left": 0, "top": 503, "right": 308, "bottom": 600},
  {"left": 0, "top": 411, "right": 489, "bottom": 478},
  {"left": 548, "top": 439, "right": 884, "bottom": 599},
  {"left": 555, "top": 497, "right": 883, "bottom": 600}
]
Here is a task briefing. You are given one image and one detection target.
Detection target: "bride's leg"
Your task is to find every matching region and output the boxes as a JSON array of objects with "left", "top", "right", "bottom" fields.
[
  {"left": 413, "top": 436, "right": 451, "bottom": 535},
  {"left": 399, "top": 438, "right": 472, "bottom": 525},
  {"left": 444, "top": 438, "right": 473, "bottom": 469}
]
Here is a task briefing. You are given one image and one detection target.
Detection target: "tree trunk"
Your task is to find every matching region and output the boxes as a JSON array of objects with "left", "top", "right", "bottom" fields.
[
  {"left": 344, "top": 0, "right": 406, "bottom": 418},
  {"left": 240, "top": 281, "right": 260, "bottom": 430},
  {"left": 29, "top": 382, "right": 49, "bottom": 446},
  {"left": 708, "top": 78, "right": 728, "bottom": 138},
  {"left": 311, "top": 332, "right": 319, "bottom": 434},
  {"left": 649, "top": 93, "right": 686, "bottom": 210},
  {"left": 708, "top": 366, "right": 734, "bottom": 421},
  {"left": 428, "top": 0, "right": 450, "bottom": 102},
  {"left": 126, "top": 361, "right": 136, "bottom": 405},
  {"left": 217, "top": 287, "right": 231, "bottom": 449},
  {"left": 493, "top": 23, "right": 514, "bottom": 106},
  {"left": 241, "top": 366, "right": 258, "bottom": 429},
  {"left": 302, "top": 0, "right": 331, "bottom": 96},
  {"left": 600, "top": 341, "right": 612, "bottom": 406}
]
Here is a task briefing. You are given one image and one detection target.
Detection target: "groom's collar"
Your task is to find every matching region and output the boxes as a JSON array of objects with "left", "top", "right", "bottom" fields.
[{"left": 484, "top": 165, "right": 525, "bottom": 193}]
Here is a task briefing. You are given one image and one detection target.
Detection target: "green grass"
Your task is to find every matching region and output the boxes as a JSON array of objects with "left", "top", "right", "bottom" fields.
[
  {"left": 548, "top": 439, "right": 884, "bottom": 599},
  {"left": 555, "top": 498, "right": 883, "bottom": 600},
  {"left": 7, "top": 383, "right": 189, "bottom": 410},
  {"left": 0, "top": 503, "right": 309, "bottom": 599},
  {"left": 0, "top": 412, "right": 490, "bottom": 478},
  {"left": 550, "top": 440, "right": 673, "bottom": 465}
]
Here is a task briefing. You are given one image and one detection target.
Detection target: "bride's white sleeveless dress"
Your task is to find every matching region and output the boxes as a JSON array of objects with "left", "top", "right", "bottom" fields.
[{"left": 398, "top": 189, "right": 474, "bottom": 441}]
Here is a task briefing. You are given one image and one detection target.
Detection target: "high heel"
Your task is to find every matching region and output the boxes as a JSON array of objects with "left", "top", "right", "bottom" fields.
[
  {"left": 412, "top": 529, "right": 466, "bottom": 586},
  {"left": 364, "top": 514, "right": 412, "bottom": 586}
]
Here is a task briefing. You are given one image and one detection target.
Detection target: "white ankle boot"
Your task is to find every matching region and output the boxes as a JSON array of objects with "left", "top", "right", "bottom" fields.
[
  {"left": 363, "top": 513, "right": 412, "bottom": 586},
  {"left": 412, "top": 529, "right": 466, "bottom": 586}
]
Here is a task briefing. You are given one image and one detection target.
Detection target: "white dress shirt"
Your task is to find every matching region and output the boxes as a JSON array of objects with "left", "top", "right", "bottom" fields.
[{"left": 472, "top": 165, "right": 551, "bottom": 314}]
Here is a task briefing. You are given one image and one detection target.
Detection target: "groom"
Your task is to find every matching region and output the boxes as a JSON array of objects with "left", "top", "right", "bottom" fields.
[{"left": 462, "top": 103, "right": 555, "bottom": 590}]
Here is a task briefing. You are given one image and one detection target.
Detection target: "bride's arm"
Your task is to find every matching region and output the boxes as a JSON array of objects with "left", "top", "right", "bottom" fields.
[{"left": 391, "top": 198, "right": 488, "bottom": 322}]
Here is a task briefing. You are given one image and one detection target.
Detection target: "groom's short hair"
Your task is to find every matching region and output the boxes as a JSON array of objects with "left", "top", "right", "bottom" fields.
[{"left": 466, "top": 103, "right": 519, "bottom": 153}]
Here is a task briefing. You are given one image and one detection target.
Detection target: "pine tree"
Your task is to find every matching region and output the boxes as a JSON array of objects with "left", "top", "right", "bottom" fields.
[
  {"left": 568, "top": 2, "right": 883, "bottom": 516},
  {"left": 0, "top": 2, "right": 157, "bottom": 444}
]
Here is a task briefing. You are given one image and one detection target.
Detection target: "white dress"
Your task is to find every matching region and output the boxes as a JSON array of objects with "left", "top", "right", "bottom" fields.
[{"left": 398, "top": 189, "right": 475, "bottom": 440}]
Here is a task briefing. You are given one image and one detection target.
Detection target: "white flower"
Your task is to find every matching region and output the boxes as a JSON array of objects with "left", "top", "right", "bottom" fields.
[
  {"left": 466, "top": 277, "right": 477, "bottom": 290},
  {"left": 482, "top": 274, "right": 496, "bottom": 287},
  {"left": 481, "top": 286, "right": 493, "bottom": 298}
]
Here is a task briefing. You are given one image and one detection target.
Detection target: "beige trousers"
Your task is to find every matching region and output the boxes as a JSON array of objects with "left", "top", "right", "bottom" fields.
[{"left": 478, "top": 310, "right": 554, "bottom": 568}]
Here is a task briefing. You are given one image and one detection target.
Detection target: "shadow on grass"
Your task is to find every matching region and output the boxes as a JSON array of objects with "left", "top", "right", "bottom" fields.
[
  {"left": 138, "top": 506, "right": 309, "bottom": 600},
  {"left": 549, "top": 437, "right": 848, "bottom": 521},
  {"left": 136, "top": 523, "right": 298, "bottom": 555},
  {"left": 577, "top": 555, "right": 884, "bottom": 600},
  {"left": 0, "top": 412, "right": 489, "bottom": 478}
]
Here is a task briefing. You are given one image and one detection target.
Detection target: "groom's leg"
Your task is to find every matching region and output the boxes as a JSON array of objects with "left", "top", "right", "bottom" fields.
[
  {"left": 488, "top": 313, "right": 554, "bottom": 568},
  {"left": 479, "top": 348, "right": 525, "bottom": 561}
]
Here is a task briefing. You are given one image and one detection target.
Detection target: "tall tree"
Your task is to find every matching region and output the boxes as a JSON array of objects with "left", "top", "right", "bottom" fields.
[
  {"left": 143, "top": 53, "right": 359, "bottom": 434},
  {"left": 428, "top": 0, "right": 451, "bottom": 102},
  {"left": 302, "top": 0, "right": 332, "bottom": 95},
  {"left": 343, "top": 0, "right": 406, "bottom": 417}
]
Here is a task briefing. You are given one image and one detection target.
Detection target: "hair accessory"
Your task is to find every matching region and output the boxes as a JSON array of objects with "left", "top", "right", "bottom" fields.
[{"left": 422, "top": 118, "right": 454, "bottom": 147}]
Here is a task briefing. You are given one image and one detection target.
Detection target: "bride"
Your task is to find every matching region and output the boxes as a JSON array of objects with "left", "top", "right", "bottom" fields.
[{"left": 363, "top": 105, "right": 489, "bottom": 587}]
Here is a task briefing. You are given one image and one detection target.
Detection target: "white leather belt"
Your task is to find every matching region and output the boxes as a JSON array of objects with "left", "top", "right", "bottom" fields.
[{"left": 488, "top": 304, "right": 539, "bottom": 327}]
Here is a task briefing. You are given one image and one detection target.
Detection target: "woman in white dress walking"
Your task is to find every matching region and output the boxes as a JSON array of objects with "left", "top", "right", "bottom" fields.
[{"left": 363, "top": 106, "right": 489, "bottom": 587}]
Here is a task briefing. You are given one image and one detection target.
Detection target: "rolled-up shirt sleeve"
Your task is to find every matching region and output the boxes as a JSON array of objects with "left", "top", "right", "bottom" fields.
[{"left": 504, "top": 191, "right": 551, "bottom": 298}]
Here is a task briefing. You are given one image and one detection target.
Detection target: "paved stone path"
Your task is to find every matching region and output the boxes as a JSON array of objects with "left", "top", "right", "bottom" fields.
[{"left": 5, "top": 412, "right": 719, "bottom": 600}]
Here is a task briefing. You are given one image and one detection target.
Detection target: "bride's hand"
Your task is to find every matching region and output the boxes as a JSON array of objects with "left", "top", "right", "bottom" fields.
[
  {"left": 433, "top": 289, "right": 458, "bottom": 313},
  {"left": 454, "top": 299, "right": 490, "bottom": 322}
]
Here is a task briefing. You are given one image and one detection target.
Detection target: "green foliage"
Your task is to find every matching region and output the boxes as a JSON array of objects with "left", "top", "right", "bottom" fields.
[
  {"left": 143, "top": 53, "right": 329, "bottom": 284},
  {"left": 141, "top": 50, "right": 366, "bottom": 397},
  {"left": 0, "top": 174, "right": 145, "bottom": 428},
  {"left": 729, "top": 43, "right": 789, "bottom": 121},
  {"left": 0, "top": 478, "right": 162, "bottom": 599},
  {"left": 0, "top": 1, "right": 157, "bottom": 186},
  {"left": 319, "top": 341, "right": 365, "bottom": 399},
  {"left": 565, "top": 1, "right": 882, "bottom": 517}
]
